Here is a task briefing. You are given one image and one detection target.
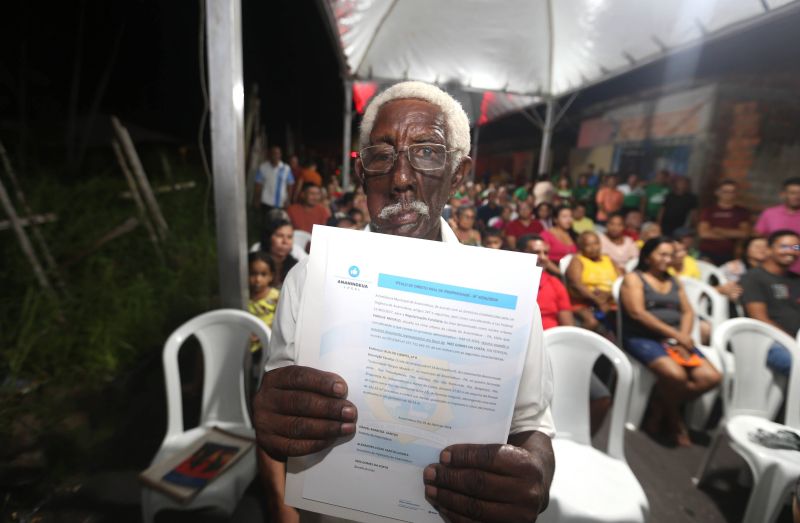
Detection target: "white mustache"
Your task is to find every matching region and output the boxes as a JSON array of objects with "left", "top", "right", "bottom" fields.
[{"left": 377, "top": 201, "right": 430, "bottom": 220}]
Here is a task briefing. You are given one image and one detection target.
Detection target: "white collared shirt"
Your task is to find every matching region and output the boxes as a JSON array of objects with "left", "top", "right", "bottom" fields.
[{"left": 266, "top": 217, "right": 554, "bottom": 437}]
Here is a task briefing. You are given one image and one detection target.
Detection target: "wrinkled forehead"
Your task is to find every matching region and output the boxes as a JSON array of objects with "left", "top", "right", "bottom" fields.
[{"left": 370, "top": 98, "right": 446, "bottom": 143}]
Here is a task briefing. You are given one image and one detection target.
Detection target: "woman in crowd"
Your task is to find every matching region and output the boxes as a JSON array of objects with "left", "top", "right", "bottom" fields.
[
  {"left": 599, "top": 213, "right": 640, "bottom": 273},
  {"left": 555, "top": 175, "right": 573, "bottom": 206},
  {"left": 260, "top": 219, "right": 300, "bottom": 288},
  {"left": 720, "top": 236, "right": 769, "bottom": 283},
  {"left": 535, "top": 202, "right": 554, "bottom": 229},
  {"left": 453, "top": 205, "right": 482, "bottom": 246},
  {"left": 620, "top": 237, "right": 721, "bottom": 446},
  {"left": 566, "top": 231, "right": 621, "bottom": 334},
  {"left": 488, "top": 203, "right": 514, "bottom": 231},
  {"left": 572, "top": 202, "right": 595, "bottom": 234},
  {"left": 541, "top": 206, "right": 577, "bottom": 263},
  {"left": 527, "top": 234, "right": 612, "bottom": 434}
]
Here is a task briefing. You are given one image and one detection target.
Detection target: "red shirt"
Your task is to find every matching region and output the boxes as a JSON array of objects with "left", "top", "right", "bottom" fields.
[
  {"left": 698, "top": 205, "right": 750, "bottom": 256},
  {"left": 287, "top": 204, "right": 331, "bottom": 233},
  {"left": 537, "top": 271, "right": 572, "bottom": 330},
  {"left": 541, "top": 230, "right": 577, "bottom": 262},
  {"left": 504, "top": 219, "right": 544, "bottom": 240}
]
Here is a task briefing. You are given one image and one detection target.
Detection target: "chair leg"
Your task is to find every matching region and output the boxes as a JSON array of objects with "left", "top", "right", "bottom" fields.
[
  {"left": 693, "top": 430, "right": 725, "bottom": 487},
  {"left": 741, "top": 468, "right": 789, "bottom": 523}
]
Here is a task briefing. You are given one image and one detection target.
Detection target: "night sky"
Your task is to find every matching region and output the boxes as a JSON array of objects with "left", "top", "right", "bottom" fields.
[{"left": 1, "top": 1, "right": 799, "bottom": 163}]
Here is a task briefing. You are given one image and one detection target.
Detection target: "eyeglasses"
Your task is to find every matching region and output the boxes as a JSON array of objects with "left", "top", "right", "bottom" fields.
[
  {"left": 359, "top": 143, "right": 454, "bottom": 175},
  {"left": 777, "top": 244, "right": 800, "bottom": 251}
]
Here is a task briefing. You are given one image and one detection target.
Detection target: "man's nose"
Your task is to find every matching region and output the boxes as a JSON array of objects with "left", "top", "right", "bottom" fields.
[{"left": 390, "top": 151, "right": 416, "bottom": 194}]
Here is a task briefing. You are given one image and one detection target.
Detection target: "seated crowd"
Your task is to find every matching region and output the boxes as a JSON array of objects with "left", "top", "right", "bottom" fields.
[{"left": 251, "top": 146, "right": 800, "bottom": 446}]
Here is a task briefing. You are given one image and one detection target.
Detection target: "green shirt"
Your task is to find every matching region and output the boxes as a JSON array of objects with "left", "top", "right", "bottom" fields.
[
  {"left": 644, "top": 183, "right": 669, "bottom": 219},
  {"left": 513, "top": 187, "right": 529, "bottom": 201}
]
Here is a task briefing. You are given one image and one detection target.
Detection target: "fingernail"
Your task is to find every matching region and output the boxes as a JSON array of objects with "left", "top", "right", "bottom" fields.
[
  {"left": 341, "top": 423, "right": 356, "bottom": 435},
  {"left": 423, "top": 466, "right": 436, "bottom": 481},
  {"left": 333, "top": 382, "right": 346, "bottom": 396},
  {"left": 440, "top": 450, "right": 451, "bottom": 464},
  {"left": 425, "top": 485, "right": 437, "bottom": 499},
  {"left": 341, "top": 406, "right": 356, "bottom": 420}
]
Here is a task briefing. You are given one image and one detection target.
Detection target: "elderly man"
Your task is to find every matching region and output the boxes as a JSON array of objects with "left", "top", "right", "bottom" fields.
[{"left": 253, "top": 81, "right": 555, "bottom": 522}]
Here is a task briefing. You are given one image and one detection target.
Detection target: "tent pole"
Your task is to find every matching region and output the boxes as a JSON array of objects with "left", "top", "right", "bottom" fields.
[
  {"left": 470, "top": 125, "right": 480, "bottom": 182},
  {"left": 342, "top": 79, "right": 353, "bottom": 189},
  {"left": 205, "top": 0, "right": 248, "bottom": 309},
  {"left": 537, "top": 97, "right": 555, "bottom": 176}
]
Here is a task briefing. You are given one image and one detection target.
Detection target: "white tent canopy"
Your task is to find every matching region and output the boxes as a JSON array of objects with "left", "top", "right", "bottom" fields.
[
  {"left": 325, "top": 0, "right": 800, "bottom": 97},
  {"left": 322, "top": 0, "right": 800, "bottom": 180}
]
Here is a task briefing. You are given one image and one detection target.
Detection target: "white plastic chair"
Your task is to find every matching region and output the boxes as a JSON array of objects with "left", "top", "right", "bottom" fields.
[
  {"left": 694, "top": 318, "right": 800, "bottom": 523},
  {"left": 680, "top": 278, "right": 732, "bottom": 430},
  {"left": 558, "top": 254, "right": 573, "bottom": 276},
  {"left": 141, "top": 309, "right": 271, "bottom": 523},
  {"left": 696, "top": 259, "right": 728, "bottom": 286},
  {"left": 293, "top": 229, "right": 312, "bottom": 253},
  {"left": 539, "top": 327, "right": 649, "bottom": 523},
  {"left": 624, "top": 257, "right": 639, "bottom": 274}
]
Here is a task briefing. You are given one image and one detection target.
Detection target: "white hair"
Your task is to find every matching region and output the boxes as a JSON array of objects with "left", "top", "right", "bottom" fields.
[{"left": 359, "top": 81, "right": 471, "bottom": 172}]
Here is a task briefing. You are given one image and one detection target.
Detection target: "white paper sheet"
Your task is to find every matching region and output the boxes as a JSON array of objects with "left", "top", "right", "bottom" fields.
[{"left": 286, "top": 225, "right": 542, "bottom": 523}]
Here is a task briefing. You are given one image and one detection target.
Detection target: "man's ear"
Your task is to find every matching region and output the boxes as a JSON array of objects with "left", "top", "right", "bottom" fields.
[
  {"left": 450, "top": 156, "right": 472, "bottom": 193},
  {"left": 354, "top": 158, "right": 366, "bottom": 189}
]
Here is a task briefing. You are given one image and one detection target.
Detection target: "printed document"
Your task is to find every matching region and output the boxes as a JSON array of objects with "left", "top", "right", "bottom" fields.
[{"left": 285, "top": 225, "right": 542, "bottom": 522}]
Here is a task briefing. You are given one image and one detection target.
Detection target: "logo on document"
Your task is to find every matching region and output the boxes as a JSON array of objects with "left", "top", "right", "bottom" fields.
[{"left": 348, "top": 265, "right": 361, "bottom": 278}]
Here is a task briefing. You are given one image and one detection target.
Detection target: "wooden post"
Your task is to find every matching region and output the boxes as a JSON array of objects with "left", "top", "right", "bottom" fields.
[
  {"left": 112, "top": 139, "right": 163, "bottom": 261},
  {"left": 0, "top": 175, "right": 54, "bottom": 296},
  {"left": 110, "top": 116, "right": 168, "bottom": 240},
  {"left": 0, "top": 139, "right": 66, "bottom": 292}
]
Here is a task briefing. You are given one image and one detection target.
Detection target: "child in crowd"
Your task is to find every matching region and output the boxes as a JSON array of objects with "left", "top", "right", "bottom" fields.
[
  {"left": 482, "top": 228, "right": 505, "bottom": 249},
  {"left": 248, "top": 252, "right": 280, "bottom": 353},
  {"left": 572, "top": 203, "right": 595, "bottom": 233}
]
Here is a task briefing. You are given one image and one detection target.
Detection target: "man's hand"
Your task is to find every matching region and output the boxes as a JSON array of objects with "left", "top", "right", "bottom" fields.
[
  {"left": 253, "top": 366, "right": 357, "bottom": 460},
  {"left": 423, "top": 439, "right": 552, "bottom": 522}
]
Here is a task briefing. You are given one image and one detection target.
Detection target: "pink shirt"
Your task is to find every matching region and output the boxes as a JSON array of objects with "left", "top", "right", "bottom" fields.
[
  {"left": 599, "top": 233, "right": 640, "bottom": 272},
  {"left": 755, "top": 205, "right": 800, "bottom": 273},
  {"left": 541, "top": 230, "right": 577, "bottom": 262}
]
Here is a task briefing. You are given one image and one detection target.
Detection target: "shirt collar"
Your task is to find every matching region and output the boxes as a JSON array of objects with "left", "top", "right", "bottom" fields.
[{"left": 364, "top": 217, "right": 458, "bottom": 244}]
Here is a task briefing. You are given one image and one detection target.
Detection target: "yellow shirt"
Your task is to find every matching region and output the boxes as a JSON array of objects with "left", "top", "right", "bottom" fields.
[
  {"left": 577, "top": 254, "right": 617, "bottom": 294},
  {"left": 248, "top": 287, "right": 280, "bottom": 351},
  {"left": 572, "top": 217, "right": 595, "bottom": 234},
  {"left": 668, "top": 255, "right": 701, "bottom": 280}
]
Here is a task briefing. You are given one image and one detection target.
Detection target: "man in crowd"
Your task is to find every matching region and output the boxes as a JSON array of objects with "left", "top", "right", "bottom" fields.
[
  {"left": 755, "top": 177, "right": 800, "bottom": 275},
  {"left": 741, "top": 229, "right": 800, "bottom": 376},
  {"left": 595, "top": 173, "right": 624, "bottom": 224},
  {"left": 254, "top": 81, "right": 555, "bottom": 522},
  {"left": 643, "top": 169, "right": 671, "bottom": 221},
  {"left": 698, "top": 179, "right": 751, "bottom": 265},
  {"left": 504, "top": 200, "right": 543, "bottom": 250},
  {"left": 659, "top": 175, "right": 698, "bottom": 237},
  {"left": 253, "top": 145, "right": 295, "bottom": 227},
  {"left": 477, "top": 188, "right": 501, "bottom": 228},
  {"left": 572, "top": 202, "right": 595, "bottom": 233},
  {"left": 286, "top": 184, "right": 331, "bottom": 233}
]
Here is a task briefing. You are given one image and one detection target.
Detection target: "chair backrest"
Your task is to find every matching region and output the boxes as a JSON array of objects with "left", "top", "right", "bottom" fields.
[
  {"left": 713, "top": 318, "right": 800, "bottom": 428},
  {"left": 696, "top": 259, "right": 727, "bottom": 286},
  {"left": 161, "top": 309, "right": 272, "bottom": 440},
  {"left": 558, "top": 254, "right": 573, "bottom": 276},
  {"left": 545, "top": 327, "right": 632, "bottom": 461},
  {"left": 680, "top": 277, "right": 729, "bottom": 332},
  {"left": 624, "top": 257, "right": 639, "bottom": 274},
  {"left": 249, "top": 242, "right": 261, "bottom": 253},
  {"left": 293, "top": 230, "right": 312, "bottom": 252},
  {"left": 612, "top": 276, "right": 624, "bottom": 348}
]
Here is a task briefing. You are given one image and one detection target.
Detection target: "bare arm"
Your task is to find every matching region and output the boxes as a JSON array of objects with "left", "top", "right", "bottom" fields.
[
  {"left": 711, "top": 219, "right": 751, "bottom": 240},
  {"left": 697, "top": 220, "right": 724, "bottom": 240},
  {"left": 745, "top": 302, "right": 787, "bottom": 333},
  {"left": 557, "top": 310, "right": 575, "bottom": 326},
  {"left": 676, "top": 282, "right": 695, "bottom": 340}
]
